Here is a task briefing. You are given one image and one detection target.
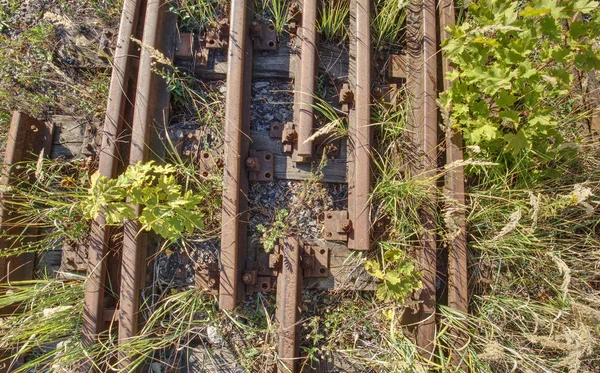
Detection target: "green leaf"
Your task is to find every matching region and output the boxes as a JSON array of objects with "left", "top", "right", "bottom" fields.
[
  {"left": 504, "top": 130, "right": 530, "bottom": 156},
  {"left": 519, "top": 7, "right": 551, "bottom": 17},
  {"left": 574, "top": 0, "right": 599, "bottom": 14},
  {"left": 569, "top": 20, "right": 587, "bottom": 39},
  {"left": 497, "top": 90, "right": 517, "bottom": 109},
  {"left": 470, "top": 123, "right": 499, "bottom": 143}
]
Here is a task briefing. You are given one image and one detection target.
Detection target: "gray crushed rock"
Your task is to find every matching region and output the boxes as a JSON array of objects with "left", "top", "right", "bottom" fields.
[{"left": 250, "top": 80, "right": 294, "bottom": 132}]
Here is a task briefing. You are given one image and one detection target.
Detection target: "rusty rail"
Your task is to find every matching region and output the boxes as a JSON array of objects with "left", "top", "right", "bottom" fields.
[
  {"left": 295, "top": 0, "right": 317, "bottom": 162},
  {"left": 405, "top": 0, "right": 438, "bottom": 357},
  {"left": 118, "top": 0, "right": 176, "bottom": 369},
  {"left": 219, "top": 0, "right": 253, "bottom": 310},
  {"left": 82, "top": 0, "right": 144, "bottom": 349},
  {"left": 348, "top": 0, "right": 372, "bottom": 251},
  {"left": 275, "top": 237, "right": 302, "bottom": 373}
]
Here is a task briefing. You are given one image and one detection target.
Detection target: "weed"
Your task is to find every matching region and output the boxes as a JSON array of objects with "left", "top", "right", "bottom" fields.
[
  {"left": 256, "top": 208, "right": 289, "bottom": 252},
  {"left": 317, "top": 0, "right": 350, "bottom": 44},
  {"left": 372, "top": 0, "right": 409, "bottom": 51},
  {"left": 170, "top": 0, "right": 228, "bottom": 31},
  {"left": 255, "top": 0, "right": 290, "bottom": 34}
]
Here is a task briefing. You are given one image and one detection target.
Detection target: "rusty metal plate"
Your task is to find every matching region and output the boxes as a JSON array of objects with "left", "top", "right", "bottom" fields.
[
  {"left": 175, "top": 32, "right": 195, "bottom": 59},
  {"left": 388, "top": 54, "right": 407, "bottom": 81},
  {"left": 372, "top": 83, "right": 398, "bottom": 107},
  {"left": 198, "top": 150, "right": 218, "bottom": 178},
  {"left": 247, "top": 150, "right": 274, "bottom": 181},
  {"left": 303, "top": 246, "right": 329, "bottom": 278},
  {"left": 250, "top": 20, "right": 278, "bottom": 51},
  {"left": 323, "top": 210, "right": 351, "bottom": 242},
  {"left": 204, "top": 20, "right": 229, "bottom": 49},
  {"left": 270, "top": 123, "right": 283, "bottom": 138},
  {"left": 246, "top": 276, "right": 274, "bottom": 293}
]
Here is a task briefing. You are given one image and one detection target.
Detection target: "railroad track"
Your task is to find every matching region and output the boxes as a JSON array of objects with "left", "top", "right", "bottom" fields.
[{"left": 0, "top": 0, "right": 469, "bottom": 372}]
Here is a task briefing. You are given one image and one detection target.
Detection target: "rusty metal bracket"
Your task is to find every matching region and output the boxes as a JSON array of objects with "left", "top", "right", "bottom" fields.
[
  {"left": 373, "top": 83, "right": 398, "bottom": 107},
  {"left": 196, "top": 261, "right": 219, "bottom": 295},
  {"left": 203, "top": 19, "right": 229, "bottom": 49},
  {"left": 387, "top": 54, "right": 407, "bottom": 81},
  {"left": 323, "top": 210, "right": 352, "bottom": 242},
  {"left": 250, "top": 20, "right": 278, "bottom": 51},
  {"left": 339, "top": 83, "right": 354, "bottom": 112},
  {"left": 175, "top": 32, "right": 209, "bottom": 67},
  {"left": 246, "top": 150, "right": 274, "bottom": 181},
  {"left": 197, "top": 150, "right": 218, "bottom": 178},
  {"left": 281, "top": 122, "right": 297, "bottom": 154},
  {"left": 288, "top": 1, "right": 301, "bottom": 34},
  {"left": 302, "top": 246, "right": 329, "bottom": 278},
  {"left": 270, "top": 123, "right": 283, "bottom": 138}
]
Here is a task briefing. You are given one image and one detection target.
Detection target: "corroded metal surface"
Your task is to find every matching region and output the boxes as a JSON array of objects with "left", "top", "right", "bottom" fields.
[
  {"left": 406, "top": 0, "right": 438, "bottom": 356},
  {"left": 118, "top": 0, "right": 177, "bottom": 370},
  {"left": 276, "top": 237, "right": 302, "bottom": 373},
  {"left": 82, "top": 0, "right": 144, "bottom": 348},
  {"left": 348, "top": 0, "right": 372, "bottom": 251},
  {"left": 220, "top": 0, "right": 253, "bottom": 310},
  {"left": 296, "top": 0, "right": 317, "bottom": 161}
]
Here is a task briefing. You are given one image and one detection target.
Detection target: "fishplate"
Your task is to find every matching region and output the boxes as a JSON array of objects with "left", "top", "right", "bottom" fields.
[
  {"left": 250, "top": 20, "right": 278, "bottom": 51},
  {"left": 302, "top": 246, "right": 330, "bottom": 278},
  {"left": 203, "top": 19, "right": 229, "bottom": 49},
  {"left": 323, "top": 210, "right": 352, "bottom": 242},
  {"left": 246, "top": 149, "right": 274, "bottom": 181}
]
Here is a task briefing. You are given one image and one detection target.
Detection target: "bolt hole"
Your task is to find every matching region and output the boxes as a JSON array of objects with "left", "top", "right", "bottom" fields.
[
  {"left": 203, "top": 152, "right": 210, "bottom": 158},
  {"left": 272, "top": 125, "right": 279, "bottom": 131},
  {"left": 327, "top": 213, "right": 333, "bottom": 219},
  {"left": 202, "top": 171, "right": 209, "bottom": 177},
  {"left": 319, "top": 267, "right": 326, "bottom": 274},
  {"left": 264, "top": 153, "right": 272, "bottom": 161},
  {"left": 264, "top": 172, "right": 272, "bottom": 179},
  {"left": 327, "top": 232, "right": 332, "bottom": 238},
  {"left": 320, "top": 249, "right": 326, "bottom": 255},
  {"left": 268, "top": 40, "right": 275, "bottom": 47},
  {"left": 269, "top": 25, "right": 275, "bottom": 31},
  {"left": 208, "top": 39, "right": 215, "bottom": 44},
  {"left": 261, "top": 282, "right": 269, "bottom": 290}
]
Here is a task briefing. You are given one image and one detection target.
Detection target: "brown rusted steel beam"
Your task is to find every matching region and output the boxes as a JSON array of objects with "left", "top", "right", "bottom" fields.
[
  {"left": 276, "top": 236, "right": 302, "bottom": 373},
  {"left": 0, "top": 112, "right": 51, "bottom": 283},
  {"left": 439, "top": 0, "right": 469, "bottom": 368},
  {"left": 347, "top": 0, "right": 372, "bottom": 251},
  {"left": 220, "top": 0, "right": 253, "bottom": 310},
  {"left": 118, "top": 0, "right": 176, "bottom": 369},
  {"left": 439, "top": 0, "right": 467, "bottom": 316},
  {"left": 82, "top": 0, "right": 143, "bottom": 347},
  {"left": 295, "top": 0, "right": 317, "bottom": 162},
  {"left": 406, "top": 0, "right": 438, "bottom": 357}
]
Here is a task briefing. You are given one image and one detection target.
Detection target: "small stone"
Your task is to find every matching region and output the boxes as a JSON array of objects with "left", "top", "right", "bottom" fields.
[{"left": 254, "top": 81, "right": 270, "bottom": 89}]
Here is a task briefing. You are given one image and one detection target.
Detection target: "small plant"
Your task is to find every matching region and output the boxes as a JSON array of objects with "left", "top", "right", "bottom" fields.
[
  {"left": 255, "top": 0, "right": 290, "bottom": 34},
  {"left": 82, "top": 161, "right": 205, "bottom": 241},
  {"left": 256, "top": 208, "right": 289, "bottom": 252},
  {"left": 372, "top": 0, "right": 409, "bottom": 50},
  {"left": 364, "top": 243, "right": 422, "bottom": 303},
  {"left": 317, "top": 0, "right": 349, "bottom": 44},
  {"left": 170, "top": 0, "right": 228, "bottom": 31},
  {"left": 439, "top": 0, "right": 600, "bottom": 171}
]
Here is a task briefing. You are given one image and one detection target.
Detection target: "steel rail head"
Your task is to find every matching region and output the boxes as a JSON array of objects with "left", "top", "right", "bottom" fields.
[
  {"left": 405, "top": 0, "right": 439, "bottom": 357},
  {"left": 220, "top": 0, "right": 251, "bottom": 311},
  {"left": 276, "top": 236, "right": 302, "bottom": 373},
  {"left": 349, "top": 0, "right": 372, "bottom": 252},
  {"left": 296, "top": 0, "right": 318, "bottom": 161},
  {"left": 117, "top": 1, "right": 176, "bottom": 370},
  {"left": 82, "top": 0, "right": 143, "bottom": 350}
]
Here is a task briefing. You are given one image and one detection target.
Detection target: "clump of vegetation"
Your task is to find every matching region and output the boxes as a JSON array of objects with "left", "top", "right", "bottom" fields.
[
  {"left": 170, "top": 0, "right": 228, "bottom": 32},
  {"left": 256, "top": 208, "right": 289, "bottom": 252},
  {"left": 372, "top": 0, "right": 409, "bottom": 50},
  {"left": 317, "top": 0, "right": 350, "bottom": 44},
  {"left": 255, "top": 0, "right": 290, "bottom": 35},
  {"left": 439, "top": 0, "right": 600, "bottom": 173}
]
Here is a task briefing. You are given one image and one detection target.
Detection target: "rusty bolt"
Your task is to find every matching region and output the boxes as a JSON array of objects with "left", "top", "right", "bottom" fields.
[
  {"left": 303, "top": 255, "right": 313, "bottom": 269},
  {"left": 341, "top": 219, "right": 353, "bottom": 232},
  {"left": 245, "top": 157, "right": 260, "bottom": 170},
  {"left": 282, "top": 129, "right": 297, "bottom": 144},
  {"left": 242, "top": 273, "right": 253, "bottom": 284},
  {"left": 250, "top": 20, "right": 260, "bottom": 35}
]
